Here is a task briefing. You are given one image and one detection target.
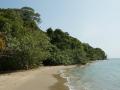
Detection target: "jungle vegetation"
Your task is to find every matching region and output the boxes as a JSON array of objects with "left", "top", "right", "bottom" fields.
[{"left": 0, "top": 7, "right": 107, "bottom": 71}]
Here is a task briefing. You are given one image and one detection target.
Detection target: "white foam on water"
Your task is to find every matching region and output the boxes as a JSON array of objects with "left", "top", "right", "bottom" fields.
[{"left": 59, "top": 69, "right": 75, "bottom": 90}]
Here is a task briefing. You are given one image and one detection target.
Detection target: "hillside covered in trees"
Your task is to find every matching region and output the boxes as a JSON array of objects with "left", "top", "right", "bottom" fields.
[{"left": 0, "top": 7, "right": 107, "bottom": 71}]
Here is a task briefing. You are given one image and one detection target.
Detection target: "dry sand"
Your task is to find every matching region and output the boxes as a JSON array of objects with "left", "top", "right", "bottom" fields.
[{"left": 0, "top": 66, "right": 75, "bottom": 90}]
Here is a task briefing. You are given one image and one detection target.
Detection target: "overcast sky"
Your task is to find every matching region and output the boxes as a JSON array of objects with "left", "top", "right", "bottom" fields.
[{"left": 1, "top": 0, "right": 120, "bottom": 58}]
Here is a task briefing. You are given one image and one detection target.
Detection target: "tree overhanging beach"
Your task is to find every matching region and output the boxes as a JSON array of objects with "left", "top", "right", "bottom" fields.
[{"left": 0, "top": 7, "right": 107, "bottom": 71}]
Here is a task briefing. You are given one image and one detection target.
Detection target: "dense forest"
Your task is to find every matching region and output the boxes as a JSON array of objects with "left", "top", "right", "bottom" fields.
[{"left": 0, "top": 7, "right": 107, "bottom": 71}]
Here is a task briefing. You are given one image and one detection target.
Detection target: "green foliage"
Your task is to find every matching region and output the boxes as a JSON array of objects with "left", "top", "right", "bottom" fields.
[
  {"left": 0, "top": 7, "right": 50, "bottom": 70},
  {"left": 45, "top": 28, "right": 107, "bottom": 66},
  {"left": 21, "top": 7, "right": 40, "bottom": 23},
  {"left": 0, "top": 7, "right": 107, "bottom": 71}
]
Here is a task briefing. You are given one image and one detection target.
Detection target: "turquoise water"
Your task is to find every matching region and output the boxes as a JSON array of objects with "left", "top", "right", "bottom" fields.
[{"left": 65, "top": 60, "right": 120, "bottom": 90}]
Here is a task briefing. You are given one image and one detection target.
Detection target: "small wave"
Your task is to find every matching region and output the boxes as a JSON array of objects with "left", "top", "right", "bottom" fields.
[{"left": 59, "top": 69, "right": 75, "bottom": 90}]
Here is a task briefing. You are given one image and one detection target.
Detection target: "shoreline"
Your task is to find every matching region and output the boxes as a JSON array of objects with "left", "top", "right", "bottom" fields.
[
  {"left": 50, "top": 66, "right": 75, "bottom": 90},
  {"left": 0, "top": 65, "right": 75, "bottom": 90},
  {"left": 50, "top": 74, "right": 69, "bottom": 90}
]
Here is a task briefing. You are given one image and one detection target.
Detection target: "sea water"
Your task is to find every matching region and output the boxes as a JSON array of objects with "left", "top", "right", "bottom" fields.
[{"left": 62, "top": 59, "right": 120, "bottom": 90}]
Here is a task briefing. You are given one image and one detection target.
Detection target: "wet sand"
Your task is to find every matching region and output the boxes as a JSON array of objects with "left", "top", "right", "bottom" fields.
[
  {"left": 0, "top": 66, "right": 75, "bottom": 90},
  {"left": 50, "top": 74, "right": 69, "bottom": 90}
]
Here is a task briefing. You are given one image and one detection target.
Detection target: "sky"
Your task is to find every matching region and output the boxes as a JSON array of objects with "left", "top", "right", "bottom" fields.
[{"left": 0, "top": 0, "right": 120, "bottom": 58}]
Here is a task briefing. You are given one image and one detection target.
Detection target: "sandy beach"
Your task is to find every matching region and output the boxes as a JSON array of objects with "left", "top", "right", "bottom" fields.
[{"left": 0, "top": 66, "right": 75, "bottom": 90}]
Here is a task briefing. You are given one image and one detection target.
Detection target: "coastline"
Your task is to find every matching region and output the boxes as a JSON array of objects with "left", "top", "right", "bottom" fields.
[
  {"left": 0, "top": 65, "right": 75, "bottom": 90},
  {"left": 50, "top": 74, "right": 69, "bottom": 90}
]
